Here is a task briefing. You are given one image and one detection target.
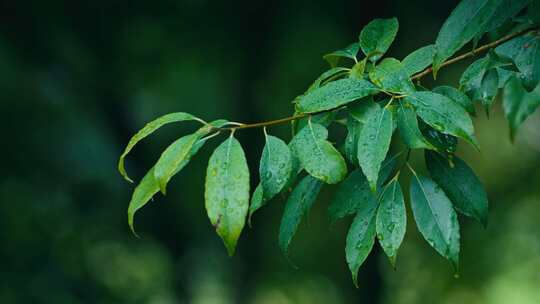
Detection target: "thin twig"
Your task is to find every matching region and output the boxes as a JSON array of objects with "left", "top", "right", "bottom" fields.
[{"left": 216, "top": 26, "right": 539, "bottom": 132}]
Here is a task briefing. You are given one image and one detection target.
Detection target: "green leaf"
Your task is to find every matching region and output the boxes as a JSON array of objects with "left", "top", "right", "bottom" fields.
[
  {"left": 306, "top": 67, "right": 351, "bottom": 92},
  {"left": 205, "top": 136, "right": 250, "bottom": 256},
  {"left": 349, "top": 59, "right": 367, "bottom": 79},
  {"left": 433, "top": 86, "right": 476, "bottom": 116},
  {"left": 154, "top": 130, "right": 209, "bottom": 195},
  {"left": 345, "top": 199, "right": 377, "bottom": 286},
  {"left": 291, "top": 122, "right": 347, "bottom": 184},
  {"left": 421, "top": 123, "right": 458, "bottom": 154},
  {"left": 348, "top": 97, "right": 378, "bottom": 123},
  {"left": 294, "top": 110, "right": 337, "bottom": 134},
  {"left": 328, "top": 154, "right": 398, "bottom": 223},
  {"left": 369, "top": 58, "right": 415, "bottom": 93},
  {"left": 396, "top": 102, "right": 434, "bottom": 150},
  {"left": 409, "top": 174, "right": 460, "bottom": 269},
  {"left": 323, "top": 43, "right": 360, "bottom": 68},
  {"left": 344, "top": 116, "right": 362, "bottom": 165},
  {"left": 248, "top": 183, "right": 266, "bottom": 225},
  {"left": 118, "top": 112, "right": 202, "bottom": 182},
  {"left": 402, "top": 45, "right": 435, "bottom": 76},
  {"left": 279, "top": 175, "right": 323, "bottom": 258},
  {"left": 433, "top": 0, "right": 502, "bottom": 74},
  {"left": 359, "top": 18, "right": 399, "bottom": 62},
  {"left": 503, "top": 76, "right": 540, "bottom": 140},
  {"left": 460, "top": 57, "right": 489, "bottom": 93},
  {"left": 297, "top": 78, "right": 379, "bottom": 113},
  {"left": 426, "top": 151, "right": 489, "bottom": 226},
  {"left": 479, "top": 68, "right": 499, "bottom": 114},
  {"left": 260, "top": 135, "right": 293, "bottom": 200},
  {"left": 376, "top": 178, "right": 406, "bottom": 267},
  {"left": 357, "top": 104, "right": 394, "bottom": 191},
  {"left": 405, "top": 91, "right": 478, "bottom": 149},
  {"left": 495, "top": 33, "right": 540, "bottom": 91},
  {"left": 530, "top": 0, "right": 540, "bottom": 23},
  {"left": 127, "top": 167, "right": 160, "bottom": 236},
  {"left": 482, "top": 0, "right": 531, "bottom": 34}
]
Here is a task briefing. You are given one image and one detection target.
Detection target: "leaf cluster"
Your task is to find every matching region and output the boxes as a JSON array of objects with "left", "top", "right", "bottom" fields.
[{"left": 118, "top": 0, "right": 540, "bottom": 285}]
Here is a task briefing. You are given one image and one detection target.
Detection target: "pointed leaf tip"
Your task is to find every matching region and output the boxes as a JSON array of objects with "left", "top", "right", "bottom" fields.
[{"left": 205, "top": 136, "right": 250, "bottom": 257}]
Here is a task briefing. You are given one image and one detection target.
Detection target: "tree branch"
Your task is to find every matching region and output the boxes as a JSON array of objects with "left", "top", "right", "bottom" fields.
[{"left": 217, "top": 26, "right": 540, "bottom": 132}]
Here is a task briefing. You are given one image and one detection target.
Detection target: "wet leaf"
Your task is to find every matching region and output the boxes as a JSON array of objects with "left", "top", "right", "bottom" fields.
[
  {"left": 405, "top": 91, "right": 478, "bottom": 149},
  {"left": 323, "top": 43, "right": 360, "bottom": 67},
  {"left": 346, "top": 198, "right": 377, "bottom": 286},
  {"left": 205, "top": 136, "right": 250, "bottom": 256},
  {"left": 291, "top": 123, "right": 347, "bottom": 184},
  {"left": 260, "top": 135, "right": 293, "bottom": 200},
  {"left": 396, "top": 102, "right": 434, "bottom": 150},
  {"left": 119, "top": 112, "right": 201, "bottom": 182},
  {"left": 402, "top": 44, "right": 435, "bottom": 76},
  {"left": 127, "top": 167, "right": 160, "bottom": 236},
  {"left": 297, "top": 78, "right": 379, "bottom": 113},
  {"left": 410, "top": 174, "right": 460, "bottom": 270},
  {"left": 433, "top": 85, "right": 476, "bottom": 115},
  {"left": 328, "top": 154, "right": 399, "bottom": 223},
  {"left": 369, "top": 58, "right": 415, "bottom": 93},
  {"left": 357, "top": 104, "right": 394, "bottom": 191},
  {"left": 502, "top": 76, "right": 540, "bottom": 140},
  {"left": 376, "top": 178, "right": 406, "bottom": 267},
  {"left": 495, "top": 33, "right": 540, "bottom": 91},
  {"left": 154, "top": 130, "right": 209, "bottom": 194},
  {"left": 433, "top": 0, "right": 502, "bottom": 74},
  {"left": 279, "top": 175, "right": 323, "bottom": 259},
  {"left": 359, "top": 18, "right": 399, "bottom": 62},
  {"left": 426, "top": 151, "right": 488, "bottom": 226}
]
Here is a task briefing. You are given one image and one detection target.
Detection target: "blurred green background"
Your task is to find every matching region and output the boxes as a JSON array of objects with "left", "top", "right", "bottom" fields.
[{"left": 1, "top": 0, "right": 539, "bottom": 303}]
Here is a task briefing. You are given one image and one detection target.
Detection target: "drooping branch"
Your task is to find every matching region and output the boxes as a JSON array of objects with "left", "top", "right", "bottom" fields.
[{"left": 216, "top": 26, "right": 540, "bottom": 132}]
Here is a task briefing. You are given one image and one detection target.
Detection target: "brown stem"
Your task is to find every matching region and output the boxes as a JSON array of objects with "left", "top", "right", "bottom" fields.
[
  {"left": 217, "top": 26, "right": 539, "bottom": 132},
  {"left": 411, "top": 26, "right": 539, "bottom": 80}
]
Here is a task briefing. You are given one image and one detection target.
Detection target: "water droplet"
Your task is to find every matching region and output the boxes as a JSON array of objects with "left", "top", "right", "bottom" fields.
[
  {"left": 387, "top": 223, "right": 395, "bottom": 232},
  {"left": 266, "top": 172, "right": 273, "bottom": 179},
  {"left": 369, "top": 135, "right": 376, "bottom": 140},
  {"left": 279, "top": 162, "right": 286, "bottom": 169}
]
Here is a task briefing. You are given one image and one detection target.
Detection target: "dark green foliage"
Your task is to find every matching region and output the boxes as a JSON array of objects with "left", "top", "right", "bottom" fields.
[{"left": 118, "top": 0, "right": 540, "bottom": 285}]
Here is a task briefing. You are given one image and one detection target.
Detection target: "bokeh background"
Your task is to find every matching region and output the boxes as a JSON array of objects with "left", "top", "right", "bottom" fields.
[{"left": 1, "top": 0, "right": 539, "bottom": 303}]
